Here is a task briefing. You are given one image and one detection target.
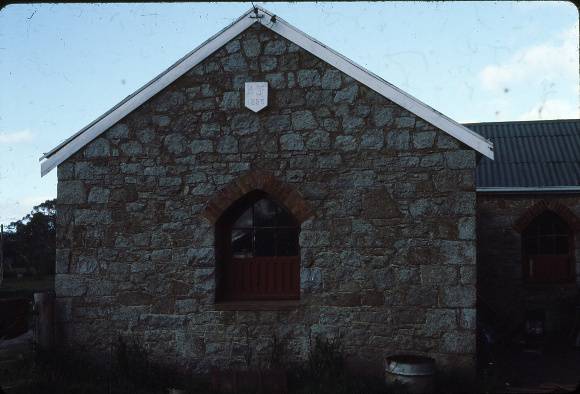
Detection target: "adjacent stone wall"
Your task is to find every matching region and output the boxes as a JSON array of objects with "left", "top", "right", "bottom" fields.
[
  {"left": 54, "top": 23, "right": 477, "bottom": 375},
  {"left": 477, "top": 194, "right": 580, "bottom": 334}
]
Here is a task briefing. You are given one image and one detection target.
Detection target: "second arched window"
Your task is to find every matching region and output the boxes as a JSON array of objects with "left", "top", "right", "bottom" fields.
[{"left": 522, "top": 210, "right": 574, "bottom": 283}]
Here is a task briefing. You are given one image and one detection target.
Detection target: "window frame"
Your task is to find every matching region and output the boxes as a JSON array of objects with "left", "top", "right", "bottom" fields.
[
  {"left": 215, "top": 190, "right": 301, "bottom": 302},
  {"left": 521, "top": 210, "right": 575, "bottom": 284}
]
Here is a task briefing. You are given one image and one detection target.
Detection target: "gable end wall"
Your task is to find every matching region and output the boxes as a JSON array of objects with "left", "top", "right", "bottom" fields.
[{"left": 54, "top": 23, "right": 477, "bottom": 375}]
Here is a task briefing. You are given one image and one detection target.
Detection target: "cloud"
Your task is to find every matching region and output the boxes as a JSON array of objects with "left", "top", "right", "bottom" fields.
[
  {"left": 0, "top": 130, "right": 34, "bottom": 144},
  {"left": 0, "top": 195, "right": 54, "bottom": 226},
  {"left": 479, "top": 23, "right": 578, "bottom": 93},
  {"left": 518, "top": 99, "right": 580, "bottom": 121},
  {"left": 21, "top": 195, "right": 54, "bottom": 207}
]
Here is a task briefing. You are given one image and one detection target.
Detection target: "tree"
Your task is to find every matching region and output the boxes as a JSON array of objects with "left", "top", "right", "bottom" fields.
[{"left": 3, "top": 199, "right": 56, "bottom": 277}]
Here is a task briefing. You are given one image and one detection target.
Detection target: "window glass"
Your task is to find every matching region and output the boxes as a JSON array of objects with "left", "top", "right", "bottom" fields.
[
  {"left": 232, "top": 229, "right": 252, "bottom": 258},
  {"left": 538, "top": 236, "right": 554, "bottom": 254},
  {"left": 555, "top": 236, "right": 569, "bottom": 254},
  {"left": 229, "top": 196, "right": 299, "bottom": 258},
  {"left": 254, "top": 198, "right": 278, "bottom": 227},
  {"left": 553, "top": 219, "right": 568, "bottom": 235},
  {"left": 255, "top": 229, "right": 276, "bottom": 256},
  {"left": 524, "top": 211, "right": 570, "bottom": 256},
  {"left": 233, "top": 207, "right": 253, "bottom": 228}
]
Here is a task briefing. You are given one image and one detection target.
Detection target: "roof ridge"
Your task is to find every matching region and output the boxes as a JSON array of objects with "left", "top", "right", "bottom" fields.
[{"left": 464, "top": 118, "right": 580, "bottom": 126}]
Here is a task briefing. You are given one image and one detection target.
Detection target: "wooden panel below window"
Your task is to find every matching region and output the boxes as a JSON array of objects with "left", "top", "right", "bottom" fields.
[
  {"left": 527, "top": 254, "right": 571, "bottom": 283},
  {"left": 224, "top": 256, "right": 299, "bottom": 300}
]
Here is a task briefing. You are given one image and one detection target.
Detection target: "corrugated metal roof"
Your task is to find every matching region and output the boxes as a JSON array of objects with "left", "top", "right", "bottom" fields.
[{"left": 464, "top": 119, "right": 580, "bottom": 189}]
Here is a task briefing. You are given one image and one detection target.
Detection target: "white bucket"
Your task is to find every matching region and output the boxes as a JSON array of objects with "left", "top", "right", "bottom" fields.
[{"left": 385, "top": 355, "right": 435, "bottom": 393}]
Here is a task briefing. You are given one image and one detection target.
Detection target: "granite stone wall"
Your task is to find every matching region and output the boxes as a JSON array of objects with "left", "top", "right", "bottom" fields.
[
  {"left": 477, "top": 194, "right": 580, "bottom": 334},
  {"left": 54, "top": 23, "right": 477, "bottom": 375}
]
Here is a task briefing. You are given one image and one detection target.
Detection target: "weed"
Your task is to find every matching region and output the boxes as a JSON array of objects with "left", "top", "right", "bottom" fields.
[
  {"left": 27, "top": 337, "right": 209, "bottom": 394},
  {"left": 288, "top": 336, "right": 387, "bottom": 394}
]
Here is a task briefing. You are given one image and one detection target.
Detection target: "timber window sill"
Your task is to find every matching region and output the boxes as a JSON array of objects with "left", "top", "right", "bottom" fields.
[{"left": 214, "top": 300, "right": 301, "bottom": 311}]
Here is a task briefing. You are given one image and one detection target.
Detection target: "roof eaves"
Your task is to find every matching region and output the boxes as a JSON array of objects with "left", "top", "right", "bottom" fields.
[
  {"left": 477, "top": 186, "right": 580, "bottom": 194},
  {"left": 464, "top": 118, "right": 580, "bottom": 127}
]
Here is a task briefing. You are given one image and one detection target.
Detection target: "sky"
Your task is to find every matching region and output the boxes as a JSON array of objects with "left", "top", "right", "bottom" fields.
[{"left": 0, "top": 1, "right": 578, "bottom": 225}]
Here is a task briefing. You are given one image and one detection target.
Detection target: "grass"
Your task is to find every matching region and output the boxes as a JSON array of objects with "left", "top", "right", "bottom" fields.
[
  {"left": 18, "top": 335, "right": 493, "bottom": 394},
  {"left": 0, "top": 306, "right": 490, "bottom": 394},
  {"left": 22, "top": 336, "right": 395, "bottom": 394},
  {"left": 28, "top": 337, "right": 210, "bottom": 394},
  {"left": 287, "top": 337, "right": 391, "bottom": 394}
]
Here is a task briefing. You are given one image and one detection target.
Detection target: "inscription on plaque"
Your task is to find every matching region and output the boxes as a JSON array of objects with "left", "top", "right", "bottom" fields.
[{"left": 245, "top": 82, "right": 268, "bottom": 112}]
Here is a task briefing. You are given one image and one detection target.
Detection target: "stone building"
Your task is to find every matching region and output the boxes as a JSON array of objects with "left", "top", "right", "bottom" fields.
[
  {"left": 40, "top": 7, "right": 495, "bottom": 375},
  {"left": 470, "top": 119, "right": 580, "bottom": 338}
]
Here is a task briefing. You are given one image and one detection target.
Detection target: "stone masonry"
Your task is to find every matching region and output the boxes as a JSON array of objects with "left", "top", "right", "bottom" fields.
[
  {"left": 55, "top": 23, "right": 477, "bottom": 375},
  {"left": 477, "top": 194, "right": 580, "bottom": 334}
]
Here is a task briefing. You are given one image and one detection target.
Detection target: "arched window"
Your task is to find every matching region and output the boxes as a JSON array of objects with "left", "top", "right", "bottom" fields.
[
  {"left": 216, "top": 190, "right": 300, "bottom": 301},
  {"left": 522, "top": 210, "right": 574, "bottom": 283}
]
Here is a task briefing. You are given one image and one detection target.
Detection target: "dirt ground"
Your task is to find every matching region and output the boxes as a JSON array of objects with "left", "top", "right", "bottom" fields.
[{"left": 484, "top": 337, "right": 580, "bottom": 393}]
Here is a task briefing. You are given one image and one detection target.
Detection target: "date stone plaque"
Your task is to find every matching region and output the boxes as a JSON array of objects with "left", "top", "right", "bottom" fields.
[{"left": 245, "top": 82, "right": 268, "bottom": 112}]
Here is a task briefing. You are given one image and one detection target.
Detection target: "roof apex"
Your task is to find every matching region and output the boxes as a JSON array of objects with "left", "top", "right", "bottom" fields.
[{"left": 40, "top": 5, "right": 493, "bottom": 176}]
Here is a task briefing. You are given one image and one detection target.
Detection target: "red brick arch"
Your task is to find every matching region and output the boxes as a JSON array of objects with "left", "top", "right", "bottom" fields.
[
  {"left": 201, "top": 170, "right": 315, "bottom": 224},
  {"left": 513, "top": 200, "right": 580, "bottom": 233}
]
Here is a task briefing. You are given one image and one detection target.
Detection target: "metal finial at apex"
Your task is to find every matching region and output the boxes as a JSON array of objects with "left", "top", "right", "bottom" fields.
[{"left": 249, "top": 3, "right": 263, "bottom": 19}]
